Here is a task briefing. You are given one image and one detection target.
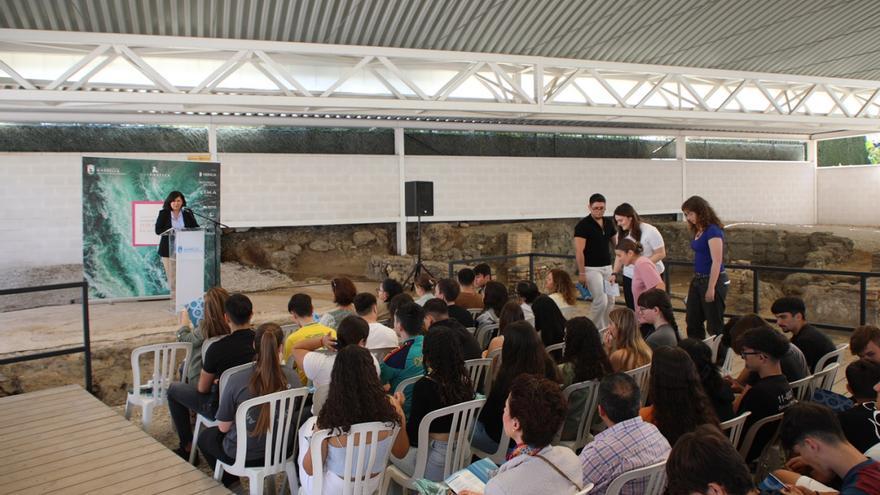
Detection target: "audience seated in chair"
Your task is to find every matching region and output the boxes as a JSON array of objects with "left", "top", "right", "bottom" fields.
[
  {"left": 772, "top": 296, "right": 836, "bottom": 373},
  {"left": 578, "top": 372, "right": 671, "bottom": 495},
  {"left": 455, "top": 267, "right": 484, "bottom": 310},
  {"left": 377, "top": 278, "right": 404, "bottom": 324},
  {"left": 514, "top": 280, "right": 538, "bottom": 325},
  {"left": 727, "top": 314, "right": 809, "bottom": 393},
  {"left": 733, "top": 326, "right": 796, "bottom": 463},
  {"left": 318, "top": 277, "right": 357, "bottom": 330},
  {"left": 666, "top": 425, "right": 757, "bottom": 495},
  {"left": 291, "top": 314, "right": 376, "bottom": 415},
  {"left": 850, "top": 325, "right": 880, "bottom": 364},
  {"left": 556, "top": 316, "right": 613, "bottom": 440},
  {"left": 353, "top": 292, "right": 398, "bottom": 350},
  {"left": 483, "top": 301, "right": 526, "bottom": 360},
  {"left": 435, "top": 277, "right": 476, "bottom": 328},
  {"left": 473, "top": 263, "right": 493, "bottom": 294},
  {"left": 546, "top": 268, "right": 578, "bottom": 312},
  {"left": 604, "top": 307, "right": 652, "bottom": 372},
  {"left": 838, "top": 359, "right": 880, "bottom": 453},
  {"left": 459, "top": 375, "right": 586, "bottom": 495},
  {"left": 167, "top": 293, "right": 257, "bottom": 460},
  {"left": 283, "top": 293, "right": 335, "bottom": 385},
  {"left": 636, "top": 289, "right": 680, "bottom": 350},
  {"left": 381, "top": 302, "right": 427, "bottom": 416},
  {"left": 176, "top": 287, "right": 230, "bottom": 384},
  {"left": 639, "top": 346, "right": 721, "bottom": 446},
  {"left": 298, "top": 346, "right": 409, "bottom": 495},
  {"left": 412, "top": 273, "right": 435, "bottom": 307},
  {"left": 472, "top": 321, "right": 560, "bottom": 454},
  {"left": 679, "top": 338, "right": 735, "bottom": 422},
  {"left": 476, "top": 281, "right": 508, "bottom": 330},
  {"left": 423, "top": 298, "right": 481, "bottom": 360},
  {"left": 198, "top": 323, "right": 299, "bottom": 488},
  {"left": 390, "top": 327, "right": 475, "bottom": 481},
  {"left": 774, "top": 402, "right": 880, "bottom": 495},
  {"left": 531, "top": 294, "right": 567, "bottom": 347},
  {"left": 385, "top": 292, "right": 414, "bottom": 328}
]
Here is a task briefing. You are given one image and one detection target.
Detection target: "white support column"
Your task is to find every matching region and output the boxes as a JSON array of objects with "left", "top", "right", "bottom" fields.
[
  {"left": 676, "top": 133, "right": 687, "bottom": 213},
  {"left": 208, "top": 123, "right": 218, "bottom": 161},
  {"left": 395, "top": 127, "right": 407, "bottom": 255},
  {"left": 807, "top": 139, "right": 819, "bottom": 224}
]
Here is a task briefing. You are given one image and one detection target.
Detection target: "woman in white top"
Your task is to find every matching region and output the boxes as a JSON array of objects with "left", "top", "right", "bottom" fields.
[
  {"left": 611, "top": 203, "right": 666, "bottom": 310},
  {"left": 413, "top": 273, "right": 435, "bottom": 306},
  {"left": 545, "top": 269, "right": 577, "bottom": 313}
]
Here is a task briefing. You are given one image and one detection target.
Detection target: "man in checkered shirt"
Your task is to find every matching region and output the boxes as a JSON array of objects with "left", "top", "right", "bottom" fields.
[{"left": 579, "top": 373, "right": 671, "bottom": 494}]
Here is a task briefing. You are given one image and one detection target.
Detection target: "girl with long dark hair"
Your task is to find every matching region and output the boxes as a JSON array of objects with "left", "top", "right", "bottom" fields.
[
  {"left": 476, "top": 281, "right": 509, "bottom": 329},
  {"left": 611, "top": 203, "right": 666, "bottom": 310},
  {"left": 639, "top": 346, "right": 721, "bottom": 445},
  {"left": 391, "top": 327, "right": 475, "bottom": 481},
  {"left": 484, "top": 301, "right": 525, "bottom": 358},
  {"left": 636, "top": 288, "right": 680, "bottom": 350},
  {"left": 679, "top": 338, "right": 735, "bottom": 422},
  {"left": 197, "top": 322, "right": 298, "bottom": 487},
  {"left": 681, "top": 195, "right": 728, "bottom": 339},
  {"left": 299, "top": 345, "right": 409, "bottom": 494},
  {"left": 472, "top": 321, "right": 560, "bottom": 453}
]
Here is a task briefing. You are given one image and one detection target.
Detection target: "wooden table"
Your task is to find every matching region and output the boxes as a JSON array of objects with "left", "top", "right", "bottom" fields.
[{"left": 0, "top": 385, "right": 231, "bottom": 495}]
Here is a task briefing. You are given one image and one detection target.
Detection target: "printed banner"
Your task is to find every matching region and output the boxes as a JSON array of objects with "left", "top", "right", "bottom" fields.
[{"left": 82, "top": 157, "right": 221, "bottom": 299}]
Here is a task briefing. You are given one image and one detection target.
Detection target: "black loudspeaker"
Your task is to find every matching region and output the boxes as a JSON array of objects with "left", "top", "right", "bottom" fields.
[{"left": 404, "top": 181, "right": 434, "bottom": 217}]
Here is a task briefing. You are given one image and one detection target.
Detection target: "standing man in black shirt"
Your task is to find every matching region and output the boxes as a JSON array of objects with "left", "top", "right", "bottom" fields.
[
  {"left": 166, "top": 293, "right": 256, "bottom": 460},
  {"left": 772, "top": 296, "right": 836, "bottom": 372},
  {"left": 574, "top": 193, "right": 618, "bottom": 329}
]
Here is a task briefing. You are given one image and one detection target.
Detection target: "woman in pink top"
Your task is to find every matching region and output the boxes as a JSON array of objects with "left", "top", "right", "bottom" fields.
[{"left": 614, "top": 238, "right": 666, "bottom": 307}]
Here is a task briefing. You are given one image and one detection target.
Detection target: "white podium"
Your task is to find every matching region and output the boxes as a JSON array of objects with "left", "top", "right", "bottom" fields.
[{"left": 169, "top": 228, "right": 205, "bottom": 312}]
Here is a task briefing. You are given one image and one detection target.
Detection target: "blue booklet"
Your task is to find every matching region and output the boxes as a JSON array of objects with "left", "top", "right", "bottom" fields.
[{"left": 444, "top": 458, "right": 498, "bottom": 494}]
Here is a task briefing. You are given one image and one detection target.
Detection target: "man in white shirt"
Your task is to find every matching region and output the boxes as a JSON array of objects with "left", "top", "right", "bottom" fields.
[{"left": 353, "top": 292, "right": 399, "bottom": 349}]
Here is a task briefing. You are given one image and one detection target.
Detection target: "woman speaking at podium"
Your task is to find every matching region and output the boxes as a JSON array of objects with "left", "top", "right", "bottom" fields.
[{"left": 155, "top": 191, "right": 199, "bottom": 303}]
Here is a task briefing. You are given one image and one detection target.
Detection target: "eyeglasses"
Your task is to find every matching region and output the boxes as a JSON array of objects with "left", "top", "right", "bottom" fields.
[{"left": 739, "top": 351, "right": 762, "bottom": 358}]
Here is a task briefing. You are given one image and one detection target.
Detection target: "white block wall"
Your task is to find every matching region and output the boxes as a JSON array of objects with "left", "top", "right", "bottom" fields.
[
  {"left": 685, "top": 160, "right": 816, "bottom": 224},
  {"left": 817, "top": 165, "right": 880, "bottom": 226},
  {"left": 219, "top": 153, "right": 400, "bottom": 227},
  {"left": 404, "top": 156, "right": 684, "bottom": 220}
]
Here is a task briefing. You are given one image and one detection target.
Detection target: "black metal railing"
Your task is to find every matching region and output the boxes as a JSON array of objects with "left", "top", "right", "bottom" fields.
[
  {"left": 0, "top": 280, "right": 92, "bottom": 392},
  {"left": 448, "top": 253, "right": 880, "bottom": 332}
]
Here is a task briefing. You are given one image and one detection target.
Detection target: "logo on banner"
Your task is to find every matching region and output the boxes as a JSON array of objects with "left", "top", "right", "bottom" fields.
[
  {"left": 152, "top": 166, "right": 160, "bottom": 174},
  {"left": 86, "top": 164, "right": 95, "bottom": 175}
]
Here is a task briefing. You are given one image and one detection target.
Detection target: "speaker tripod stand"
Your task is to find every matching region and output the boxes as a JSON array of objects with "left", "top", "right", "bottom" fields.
[{"left": 402, "top": 214, "right": 434, "bottom": 290}]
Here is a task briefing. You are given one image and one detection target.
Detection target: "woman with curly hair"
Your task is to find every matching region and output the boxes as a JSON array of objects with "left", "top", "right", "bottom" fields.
[
  {"left": 605, "top": 307, "right": 652, "bottom": 372},
  {"left": 679, "top": 338, "right": 735, "bottom": 422},
  {"left": 545, "top": 268, "right": 577, "bottom": 312},
  {"left": 472, "top": 321, "right": 560, "bottom": 453},
  {"left": 556, "top": 316, "right": 613, "bottom": 440},
  {"left": 298, "top": 345, "right": 409, "bottom": 494},
  {"left": 681, "top": 195, "right": 728, "bottom": 339},
  {"left": 459, "top": 375, "right": 585, "bottom": 495},
  {"left": 176, "top": 287, "right": 230, "bottom": 384},
  {"left": 391, "top": 327, "right": 475, "bottom": 481},
  {"left": 319, "top": 277, "right": 358, "bottom": 329},
  {"left": 639, "top": 346, "right": 721, "bottom": 445},
  {"left": 484, "top": 301, "right": 525, "bottom": 358}
]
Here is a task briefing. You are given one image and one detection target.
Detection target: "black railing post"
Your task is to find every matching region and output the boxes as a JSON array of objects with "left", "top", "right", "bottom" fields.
[
  {"left": 82, "top": 280, "right": 93, "bottom": 394},
  {"left": 448, "top": 261, "right": 454, "bottom": 278},
  {"left": 860, "top": 276, "right": 868, "bottom": 326},
  {"left": 752, "top": 270, "right": 760, "bottom": 314},
  {"left": 662, "top": 265, "right": 671, "bottom": 291},
  {"left": 529, "top": 253, "right": 535, "bottom": 283}
]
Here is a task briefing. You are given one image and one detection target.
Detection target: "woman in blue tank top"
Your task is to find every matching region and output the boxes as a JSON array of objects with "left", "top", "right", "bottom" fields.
[{"left": 681, "top": 196, "right": 729, "bottom": 339}]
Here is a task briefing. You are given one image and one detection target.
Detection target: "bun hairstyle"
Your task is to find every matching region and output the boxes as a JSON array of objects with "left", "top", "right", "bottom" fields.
[
  {"left": 615, "top": 238, "right": 643, "bottom": 255},
  {"left": 249, "top": 322, "right": 288, "bottom": 436}
]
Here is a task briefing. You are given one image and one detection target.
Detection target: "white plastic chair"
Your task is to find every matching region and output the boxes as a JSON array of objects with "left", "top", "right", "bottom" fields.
[
  {"left": 465, "top": 326, "right": 477, "bottom": 336},
  {"left": 467, "top": 308, "right": 483, "bottom": 319},
  {"left": 545, "top": 342, "right": 565, "bottom": 356},
  {"left": 190, "top": 362, "right": 254, "bottom": 464},
  {"left": 395, "top": 374, "right": 424, "bottom": 395},
  {"left": 789, "top": 374, "right": 815, "bottom": 402},
  {"left": 720, "top": 411, "right": 751, "bottom": 448},
  {"left": 475, "top": 323, "right": 500, "bottom": 351},
  {"left": 471, "top": 425, "right": 511, "bottom": 466},
  {"left": 720, "top": 347, "right": 734, "bottom": 375},
  {"left": 553, "top": 379, "right": 600, "bottom": 451},
  {"left": 815, "top": 343, "right": 848, "bottom": 373},
  {"left": 464, "top": 358, "right": 492, "bottom": 394},
  {"left": 574, "top": 485, "right": 595, "bottom": 495},
  {"left": 383, "top": 398, "right": 487, "bottom": 492},
  {"left": 124, "top": 342, "right": 192, "bottom": 431},
  {"left": 213, "top": 386, "right": 310, "bottom": 495},
  {"left": 605, "top": 459, "right": 667, "bottom": 495},
  {"left": 624, "top": 363, "right": 651, "bottom": 406},
  {"left": 303, "top": 421, "right": 400, "bottom": 495},
  {"left": 369, "top": 346, "right": 396, "bottom": 363},
  {"left": 738, "top": 411, "right": 785, "bottom": 461},
  {"left": 810, "top": 362, "right": 841, "bottom": 395},
  {"left": 703, "top": 334, "right": 722, "bottom": 363}
]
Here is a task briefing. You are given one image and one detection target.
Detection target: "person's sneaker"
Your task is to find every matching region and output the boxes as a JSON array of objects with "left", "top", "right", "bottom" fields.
[
  {"left": 221, "top": 472, "right": 240, "bottom": 488},
  {"left": 172, "top": 446, "right": 197, "bottom": 465}
]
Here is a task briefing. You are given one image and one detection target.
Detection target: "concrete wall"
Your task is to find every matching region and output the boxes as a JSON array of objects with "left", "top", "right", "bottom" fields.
[
  {"left": 817, "top": 165, "right": 880, "bottom": 226},
  {"left": 2, "top": 151, "right": 855, "bottom": 270}
]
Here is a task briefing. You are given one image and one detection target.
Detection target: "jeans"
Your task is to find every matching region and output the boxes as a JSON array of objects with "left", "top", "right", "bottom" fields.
[
  {"left": 470, "top": 420, "right": 499, "bottom": 454},
  {"left": 585, "top": 265, "right": 614, "bottom": 329},
  {"left": 685, "top": 272, "right": 730, "bottom": 339},
  {"left": 167, "top": 382, "right": 216, "bottom": 448},
  {"left": 391, "top": 440, "right": 449, "bottom": 481}
]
